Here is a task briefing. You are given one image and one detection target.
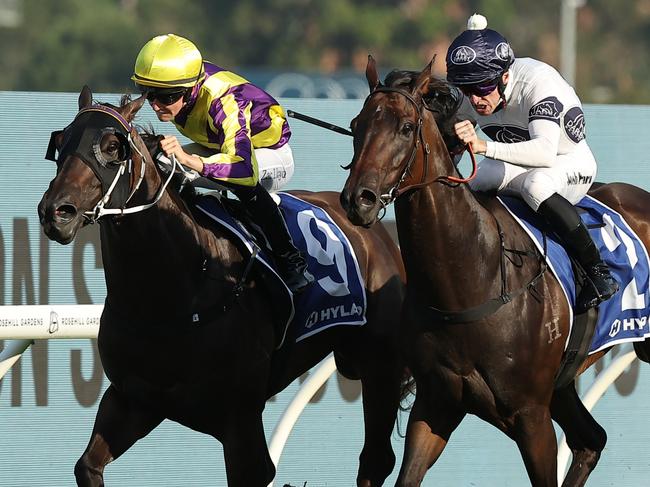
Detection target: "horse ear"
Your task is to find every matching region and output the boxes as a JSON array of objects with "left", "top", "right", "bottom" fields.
[
  {"left": 79, "top": 85, "right": 93, "bottom": 110},
  {"left": 366, "top": 55, "right": 381, "bottom": 92},
  {"left": 121, "top": 94, "right": 147, "bottom": 123},
  {"left": 414, "top": 55, "right": 436, "bottom": 97}
]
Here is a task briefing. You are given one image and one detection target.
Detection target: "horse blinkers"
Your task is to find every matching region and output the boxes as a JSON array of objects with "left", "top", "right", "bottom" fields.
[{"left": 45, "top": 107, "right": 134, "bottom": 210}]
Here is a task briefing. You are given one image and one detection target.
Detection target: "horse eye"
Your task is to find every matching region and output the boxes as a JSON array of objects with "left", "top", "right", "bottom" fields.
[
  {"left": 99, "top": 134, "right": 123, "bottom": 162},
  {"left": 400, "top": 122, "right": 414, "bottom": 136},
  {"left": 107, "top": 141, "right": 120, "bottom": 154}
]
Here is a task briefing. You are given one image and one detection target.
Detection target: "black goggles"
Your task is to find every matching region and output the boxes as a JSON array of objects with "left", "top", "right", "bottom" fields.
[
  {"left": 459, "top": 79, "right": 500, "bottom": 98},
  {"left": 144, "top": 89, "right": 187, "bottom": 105}
]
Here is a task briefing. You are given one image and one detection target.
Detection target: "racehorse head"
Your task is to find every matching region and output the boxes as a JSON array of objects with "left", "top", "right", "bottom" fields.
[
  {"left": 38, "top": 85, "right": 157, "bottom": 244},
  {"left": 340, "top": 56, "right": 460, "bottom": 227}
]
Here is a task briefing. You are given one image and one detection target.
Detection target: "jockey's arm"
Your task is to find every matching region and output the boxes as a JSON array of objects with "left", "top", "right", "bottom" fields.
[
  {"left": 484, "top": 119, "right": 561, "bottom": 167},
  {"left": 484, "top": 82, "right": 570, "bottom": 167},
  {"left": 196, "top": 99, "right": 258, "bottom": 186},
  {"left": 159, "top": 135, "right": 205, "bottom": 172}
]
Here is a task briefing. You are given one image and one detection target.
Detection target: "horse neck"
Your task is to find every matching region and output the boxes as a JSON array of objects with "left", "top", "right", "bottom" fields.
[
  {"left": 394, "top": 126, "right": 503, "bottom": 306},
  {"left": 98, "top": 188, "right": 227, "bottom": 313}
]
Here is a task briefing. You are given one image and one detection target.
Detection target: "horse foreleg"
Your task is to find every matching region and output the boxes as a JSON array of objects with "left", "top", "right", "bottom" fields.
[
  {"left": 221, "top": 411, "right": 275, "bottom": 487},
  {"left": 509, "top": 405, "right": 558, "bottom": 487},
  {"left": 634, "top": 337, "right": 650, "bottom": 363},
  {"left": 395, "top": 393, "right": 464, "bottom": 487},
  {"left": 356, "top": 346, "right": 402, "bottom": 486},
  {"left": 551, "top": 383, "right": 606, "bottom": 487},
  {"left": 74, "top": 384, "right": 163, "bottom": 487}
]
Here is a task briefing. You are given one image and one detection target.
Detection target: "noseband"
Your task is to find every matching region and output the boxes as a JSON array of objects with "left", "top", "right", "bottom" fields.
[
  {"left": 364, "top": 87, "right": 431, "bottom": 209},
  {"left": 361, "top": 86, "right": 478, "bottom": 212}
]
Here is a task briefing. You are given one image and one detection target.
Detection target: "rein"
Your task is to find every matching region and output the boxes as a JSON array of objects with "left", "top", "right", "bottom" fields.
[
  {"left": 84, "top": 147, "right": 177, "bottom": 223},
  {"left": 364, "top": 87, "right": 546, "bottom": 323},
  {"left": 81, "top": 106, "right": 177, "bottom": 223},
  {"left": 46, "top": 104, "right": 178, "bottom": 223},
  {"left": 363, "top": 87, "right": 478, "bottom": 212}
]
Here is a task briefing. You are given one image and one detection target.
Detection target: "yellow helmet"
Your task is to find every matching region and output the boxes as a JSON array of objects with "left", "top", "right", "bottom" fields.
[{"left": 132, "top": 34, "right": 204, "bottom": 89}]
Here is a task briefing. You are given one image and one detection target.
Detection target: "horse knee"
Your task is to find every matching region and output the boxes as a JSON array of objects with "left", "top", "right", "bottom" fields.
[
  {"left": 568, "top": 420, "right": 607, "bottom": 453},
  {"left": 74, "top": 456, "right": 104, "bottom": 487},
  {"left": 634, "top": 339, "right": 650, "bottom": 363}
]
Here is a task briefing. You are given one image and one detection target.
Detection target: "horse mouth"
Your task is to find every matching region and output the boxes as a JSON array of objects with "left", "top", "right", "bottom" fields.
[
  {"left": 42, "top": 220, "right": 80, "bottom": 244},
  {"left": 346, "top": 207, "right": 378, "bottom": 227},
  {"left": 342, "top": 187, "right": 381, "bottom": 227}
]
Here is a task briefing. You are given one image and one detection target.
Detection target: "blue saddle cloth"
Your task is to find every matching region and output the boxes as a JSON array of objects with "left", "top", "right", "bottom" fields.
[
  {"left": 500, "top": 195, "right": 650, "bottom": 354},
  {"left": 195, "top": 192, "right": 367, "bottom": 347}
]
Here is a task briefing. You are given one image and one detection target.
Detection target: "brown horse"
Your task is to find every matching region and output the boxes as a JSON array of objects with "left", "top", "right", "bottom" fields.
[
  {"left": 38, "top": 86, "right": 406, "bottom": 487},
  {"left": 340, "top": 57, "right": 650, "bottom": 486}
]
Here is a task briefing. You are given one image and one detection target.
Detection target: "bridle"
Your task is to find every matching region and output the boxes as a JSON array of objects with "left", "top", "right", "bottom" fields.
[
  {"left": 45, "top": 104, "right": 177, "bottom": 223},
  {"left": 363, "top": 87, "right": 431, "bottom": 209},
  {"left": 360, "top": 86, "right": 478, "bottom": 212},
  {"left": 363, "top": 88, "right": 545, "bottom": 325}
]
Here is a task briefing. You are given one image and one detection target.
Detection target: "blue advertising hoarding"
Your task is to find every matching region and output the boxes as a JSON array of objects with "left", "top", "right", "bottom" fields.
[{"left": 1, "top": 91, "right": 650, "bottom": 486}]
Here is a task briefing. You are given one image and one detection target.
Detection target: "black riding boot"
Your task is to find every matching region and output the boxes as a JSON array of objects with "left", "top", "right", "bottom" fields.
[
  {"left": 537, "top": 193, "right": 619, "bottom": 313},
  {"left": 235, "top": 184, "right": 314, "bottom": 294}
]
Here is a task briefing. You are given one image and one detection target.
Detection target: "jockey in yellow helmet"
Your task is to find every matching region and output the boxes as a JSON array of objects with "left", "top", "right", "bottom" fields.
[{"left": 132, "top": 34, "right": 313, "bottom": 293}]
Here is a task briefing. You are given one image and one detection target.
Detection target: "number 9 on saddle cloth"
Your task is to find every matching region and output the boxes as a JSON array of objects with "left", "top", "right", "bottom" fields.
[
  {"left": 153, "top": 142, "right": 366, "bottom": 346},
  {"left": 195, "top": 191, "right": 367, "bottom": 348}
]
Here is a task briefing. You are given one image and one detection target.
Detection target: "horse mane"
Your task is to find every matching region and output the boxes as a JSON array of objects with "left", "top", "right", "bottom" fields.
[{"left": 383, "top": 69, "right": 465, "bottom": 155}]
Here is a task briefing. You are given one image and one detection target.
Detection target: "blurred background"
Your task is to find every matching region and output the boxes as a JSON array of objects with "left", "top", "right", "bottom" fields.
[
  {"left": 2, "top": 2, "right": 650, "bottom": 485},
  {"left": 1, "top": 0, "right": 649, "bottom": 103}
]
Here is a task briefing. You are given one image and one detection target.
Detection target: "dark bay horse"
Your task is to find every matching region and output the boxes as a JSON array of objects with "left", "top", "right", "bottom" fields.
[
  {"left": 38, "top": 86, "right": 406, "bottom": 487},
  {"left": 340, "top": 57, "right": 650, "bottom": 486}
]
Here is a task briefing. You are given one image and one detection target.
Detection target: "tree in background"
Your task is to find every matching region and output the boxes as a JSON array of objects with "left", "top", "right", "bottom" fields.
[{"left": 0, "top": 0, "right": 648, "bottom": 103}]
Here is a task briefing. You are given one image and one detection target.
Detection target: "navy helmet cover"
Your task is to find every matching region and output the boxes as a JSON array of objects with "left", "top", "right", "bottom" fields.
[{"left": 445, "top": 28, "right": 515, "bottom": 85}]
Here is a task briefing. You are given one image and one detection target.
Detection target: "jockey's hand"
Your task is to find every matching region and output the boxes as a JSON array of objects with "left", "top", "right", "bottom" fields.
[
  {"left": 159, "top": 136, "right": 204, "bottom": 173},
  {"left": 454, "top": 120, "right": 487, "bottom": 155}
]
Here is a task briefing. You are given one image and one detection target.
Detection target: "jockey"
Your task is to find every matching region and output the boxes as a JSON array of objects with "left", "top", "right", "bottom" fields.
[
  {"left": 445, "top": 14, "right": 618, "bottom": 313},
  {"left": 132, "top": 34, "right": 313, "bottom": 293}
]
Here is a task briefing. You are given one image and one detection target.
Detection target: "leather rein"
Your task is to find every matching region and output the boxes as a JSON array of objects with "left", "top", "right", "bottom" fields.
[
  {"left": 364, "top": 86, "right": 478, "bottom": 212},
  {"left": 364, "top": 86, "right": 546, "bottom": 324}
]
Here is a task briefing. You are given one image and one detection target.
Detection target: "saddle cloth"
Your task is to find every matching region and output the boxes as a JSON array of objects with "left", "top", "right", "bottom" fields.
[
  {"left": 500, "top": 195, "right": 650, "bottom": 354},
  {"left": 195, "top": 192, "right": 367, "bottom": 347}
]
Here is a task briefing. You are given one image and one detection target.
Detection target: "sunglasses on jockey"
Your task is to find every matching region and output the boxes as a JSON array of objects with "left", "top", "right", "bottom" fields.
[
  {"left": 459, "top": 78, "right": 500, "bottom": 98},
  {"left": 137, "top": 85, "right": 188, "bottom": 105}
]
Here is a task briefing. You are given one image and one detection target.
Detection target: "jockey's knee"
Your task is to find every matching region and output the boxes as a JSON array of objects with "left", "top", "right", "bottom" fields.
[
  {"left": 520, "top": 170, "right": 559, "bottom": 211},
  {"left": 255, "top": 144, "right": 295, "bottom": 192},
  {"left": 468, "top": 158, "right": 507, "bottom": 193}
]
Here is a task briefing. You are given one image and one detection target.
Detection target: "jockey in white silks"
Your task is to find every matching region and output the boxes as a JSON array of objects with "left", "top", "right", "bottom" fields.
[{"left": 446, "top": 13, "right": 618, "bottom": 313}]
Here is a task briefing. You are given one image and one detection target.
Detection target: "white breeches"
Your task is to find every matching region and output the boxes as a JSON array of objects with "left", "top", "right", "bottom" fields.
[
  {"left": 183, "top": 142, "right": 295, "bottom": 192},
  {"left": 254, "top": 143, "right": 295, "bottom": 192},
  {"left": 469, "top": 141, "right": 597, "bottom": 211}
]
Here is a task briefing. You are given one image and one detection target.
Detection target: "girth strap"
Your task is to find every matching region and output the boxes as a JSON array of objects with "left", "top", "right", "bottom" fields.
[
  {"left": 426, "top": 221, "right": 547, "bottom": 324},
  {"left": 554, "top": 306, "right": 598, "bottom": 389}
]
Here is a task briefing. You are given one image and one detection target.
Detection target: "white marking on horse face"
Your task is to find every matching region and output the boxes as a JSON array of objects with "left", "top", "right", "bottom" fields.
[{"left": 375, "top": 106, "right": 382, "bottom": 114}]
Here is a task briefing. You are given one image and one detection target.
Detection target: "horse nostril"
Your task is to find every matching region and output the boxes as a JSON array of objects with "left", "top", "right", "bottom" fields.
[
  {"left": 358, "top": 189, "right": 377, "bottom": 207},
  {"left": 54, "top": 204, "right": 78, "bottom": 223}
]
